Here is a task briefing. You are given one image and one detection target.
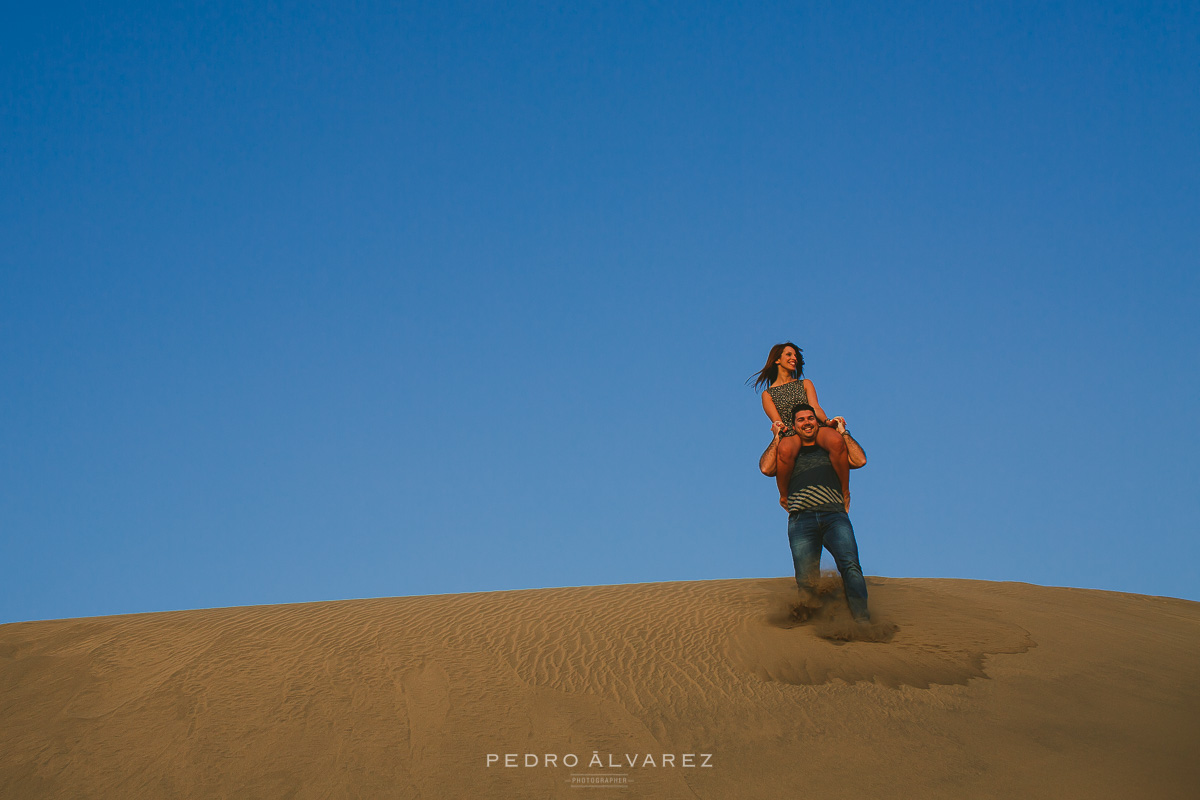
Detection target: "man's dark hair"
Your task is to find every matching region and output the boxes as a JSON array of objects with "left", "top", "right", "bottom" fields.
[{"left": 791, "top": 403, "right": 816, "bottom": 419}]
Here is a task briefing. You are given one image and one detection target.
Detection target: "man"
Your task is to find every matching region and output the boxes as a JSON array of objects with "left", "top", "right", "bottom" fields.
[
  {"left": 768, "top": 404, "right": 871, "bottom": 622},
  {"left": 759, "top": 416, "right": 866, "bottom": 482}
]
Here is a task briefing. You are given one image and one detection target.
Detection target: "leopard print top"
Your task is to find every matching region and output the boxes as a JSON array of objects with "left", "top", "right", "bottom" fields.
[{"left": 765, "top": 380, "right": 809, "bottom": 437}]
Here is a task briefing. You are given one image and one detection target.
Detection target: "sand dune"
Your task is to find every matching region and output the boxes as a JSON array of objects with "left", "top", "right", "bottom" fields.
[{"left": 1, "top": 577, "right": 1197, "bottom": 798}]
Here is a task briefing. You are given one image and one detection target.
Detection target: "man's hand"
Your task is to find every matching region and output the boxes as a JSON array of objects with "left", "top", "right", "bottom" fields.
[
  {"left": 779, "top": 495, "right": 789, "bottom": 512},
  {"left": 843, "top": 492, "right": 851, "bottom": 512},
  {"left": 829, "top": 416, "right": 847, "bottom": 435},
  {"left": 770, "top": 420, "right": 786, "bottom": 436}
]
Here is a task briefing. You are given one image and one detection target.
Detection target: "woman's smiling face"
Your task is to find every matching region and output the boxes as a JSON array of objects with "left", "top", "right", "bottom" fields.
[{"left": 776, "top": 346, "right": 799, "bottom": 375}]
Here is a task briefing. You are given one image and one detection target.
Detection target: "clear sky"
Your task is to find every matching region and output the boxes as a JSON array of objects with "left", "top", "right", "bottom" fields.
[{"left": 3, "top": 1, "right": 1197, "bottom": 623}]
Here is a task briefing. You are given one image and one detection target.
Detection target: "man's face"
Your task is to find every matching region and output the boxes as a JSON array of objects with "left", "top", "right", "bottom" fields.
[{"left": 794, "top": 410, "right": 819, "bottom": 441}]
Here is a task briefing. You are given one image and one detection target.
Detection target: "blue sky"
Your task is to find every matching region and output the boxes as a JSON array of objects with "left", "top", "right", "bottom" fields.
[{"left": 2, "top": 1, "right": 1197, "bottom": 623}]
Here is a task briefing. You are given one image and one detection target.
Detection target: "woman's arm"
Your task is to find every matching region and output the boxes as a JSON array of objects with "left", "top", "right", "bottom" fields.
[
  {"left": 761, "top": 391, "right": 782, "bottom": 423},
  {"left": 804, "top": 379, "right": 831, "bottom": 424}
]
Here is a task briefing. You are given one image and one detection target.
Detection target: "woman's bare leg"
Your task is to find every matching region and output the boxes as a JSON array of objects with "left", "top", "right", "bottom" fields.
[
  {"left": 775, "top": 435, "right": 800, "bottom": 508},
  {"left": 816, "top": 426, "right": 851, "bottom": 510}
]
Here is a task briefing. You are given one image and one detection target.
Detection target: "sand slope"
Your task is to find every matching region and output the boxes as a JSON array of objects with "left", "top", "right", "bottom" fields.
[{"left": 1, "top": 577, "right": 1197, "bottom": 799}]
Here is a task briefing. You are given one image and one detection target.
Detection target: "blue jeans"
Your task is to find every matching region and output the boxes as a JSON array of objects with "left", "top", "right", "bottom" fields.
[{"left": 787, "top": 509, "right": 870, "bottom": 621}]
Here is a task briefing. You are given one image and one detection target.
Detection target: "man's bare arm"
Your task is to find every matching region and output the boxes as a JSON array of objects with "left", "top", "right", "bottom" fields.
[
  {"left": 759, "top": 421, "right": 786, "bottom": 475},
  {"left": 830, "top": 417, "right": 867, "bottom": 469},
  {"left": 845, "top": 432, "right": 866, "bottom": 469}
]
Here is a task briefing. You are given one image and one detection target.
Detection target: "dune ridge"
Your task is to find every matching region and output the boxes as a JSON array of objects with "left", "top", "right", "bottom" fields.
[{"left": 2, "top": 577, "right": 1198, "bottom": 798}]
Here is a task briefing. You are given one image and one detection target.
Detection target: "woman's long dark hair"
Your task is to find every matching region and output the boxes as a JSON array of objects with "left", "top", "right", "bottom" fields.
[{"left": 748, "top": 342, "right": 804, "bottom": 391}]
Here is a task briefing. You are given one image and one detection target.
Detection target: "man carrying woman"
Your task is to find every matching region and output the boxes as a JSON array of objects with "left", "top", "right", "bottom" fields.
[
  {"left": 750, "top": 343, "right": 871, "bottom": 622},
  {"left": 750, "top": 342, "right": 866, "bottom": 511}
]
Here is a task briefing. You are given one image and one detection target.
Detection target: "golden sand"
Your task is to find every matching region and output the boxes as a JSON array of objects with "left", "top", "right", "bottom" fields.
[{"left": 2, "top": 577, "right": 1197, "bottom": 798}]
